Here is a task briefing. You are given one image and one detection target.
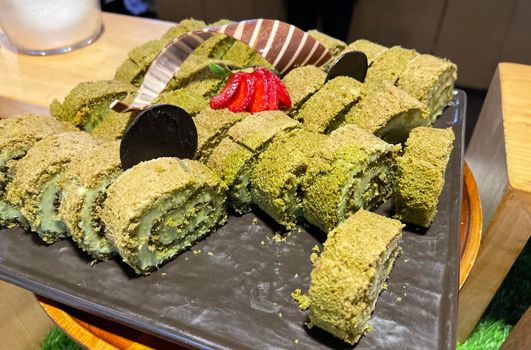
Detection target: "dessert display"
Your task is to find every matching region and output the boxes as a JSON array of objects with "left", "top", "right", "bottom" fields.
[
  {"left": 309, "top": 209, "right": 404, "bottom": 344},
  {"left": 302, "top": 125, "right": 398, "bottom": 232},
  {"left": 394, "top": 127, "right": 455, "bottom": 227},
  {"left": 58, "top": 141, "right": 122, "bottom": 260},
  {"left": 101, "top": 158, "right": 227, "bottom": 274},
  {"left": 0, "top": 114, "right": 69, "bottom": 227},
  {"left": 6, "top": 132, "right": 98, "bottom": 243},
  {"left": 0, "top": 17, "right": 461, "bottom": 347}
]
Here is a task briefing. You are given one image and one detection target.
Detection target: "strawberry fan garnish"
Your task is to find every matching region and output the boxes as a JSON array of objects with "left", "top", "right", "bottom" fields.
[{"left": 209, "top": 64, "right": 292, "bottom": 113}]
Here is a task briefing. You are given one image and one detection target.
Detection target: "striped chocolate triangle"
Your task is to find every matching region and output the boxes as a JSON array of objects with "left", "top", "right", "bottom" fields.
[{"left": 111, "top": 19, "right": 332, "bottom": 113}]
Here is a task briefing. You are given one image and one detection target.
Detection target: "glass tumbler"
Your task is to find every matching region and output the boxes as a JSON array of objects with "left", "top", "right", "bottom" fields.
[{"left": 0, "top": 0, "right": 103, "bottom": 55}]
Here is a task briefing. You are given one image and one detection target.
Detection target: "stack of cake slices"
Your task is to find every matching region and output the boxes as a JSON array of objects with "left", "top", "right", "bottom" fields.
[{"left": 0, "top": 18, "right": 459, "bottom": 346}]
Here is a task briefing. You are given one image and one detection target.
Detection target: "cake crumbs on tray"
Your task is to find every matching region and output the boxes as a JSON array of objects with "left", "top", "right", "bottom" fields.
[
  {"left": 207, "top": 252, "right": 214, "bottom": 256},
  {"left": 312, "top": 245, "right": 320, "bottom": 252},
  {"left": 396, "top": 297, "right": 402, "bottom": 302},
  {"left": 404, "top": 258, "right": 409, "bottom": 263},
  {"left": 161, "top": 272, "right": 167, "bottom": 276},
  {"left": 310, "top": 252, "right": 319, "bottom": 264},
  {"left": 278, "top": 312, "right": 283, "bottom": 318},
  {"left": 294, "top": 339, "right": 299, "bottom": 344},
  {"left": 252, "top": 217, "right": 258, "bottom": 225},
  {"left": 291, "top": 288, "right": 310, "bottom": 311},
  {"left": 294, "top": 273, "right": 299, "bottom": 278},
  {"left": 193, "top": 249, "right": 202, "bottom": 255},
  {"left": 260, "top": 240, "right": 265, "bottom": 246},
  {"left": 185, "top": 257, "right": 189, "bottom": 261},
  {"left": 272, "top": 232, "right": 286, "bottom": 243}
]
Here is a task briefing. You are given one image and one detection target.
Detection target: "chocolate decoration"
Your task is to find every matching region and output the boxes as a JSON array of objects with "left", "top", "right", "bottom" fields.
[
  {"left": 120, "top": 104, "right": 198, "bottom": 170},
  {"left": 111, "top": 19, "right": 333, "bottom": 113},
  {"left": 326, "top": 50, "right": 368, "bottom": 83}
]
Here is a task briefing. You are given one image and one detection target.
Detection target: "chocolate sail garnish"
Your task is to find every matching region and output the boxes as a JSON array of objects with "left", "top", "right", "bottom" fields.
[{"left": 111, "top": 19, "right": 333, "bottom": 113}]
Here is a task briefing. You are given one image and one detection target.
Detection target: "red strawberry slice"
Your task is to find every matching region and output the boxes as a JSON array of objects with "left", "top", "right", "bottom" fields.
[
  {"left": 248, "top": 69, "right": 269, "bottom": 113},
  {"left": 210, "top": 72, "right": 243, "bottom": 109},
  {"left": 227, "top": 73, "right": 256, "bottom": 113},
  {"left": 273, "top": 74, "right": 292, "bottom": 110},
  {"left": 261, "top": 69, "right": 278, "bottom": 110}
]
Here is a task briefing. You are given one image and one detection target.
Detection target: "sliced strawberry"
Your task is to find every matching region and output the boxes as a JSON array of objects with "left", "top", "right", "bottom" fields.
[
  {"left": 273, "top": 74, "right": 292, "bottom": 110},
  {"left": 227, "top": 73, "right": 256, "bottom": 113},
  {"left": 248, "top": 69, "right": 269, "bottom": 113},
  {"left": 210, "top": 72, "right": 243, "bottom": 109},
  {"left": 261, "top": 69, "right": 278, "bottom": 110}
]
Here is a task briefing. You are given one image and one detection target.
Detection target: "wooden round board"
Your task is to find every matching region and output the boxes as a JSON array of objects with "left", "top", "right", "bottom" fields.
[{"left": 38, "top": 163, "right": 482, "bottom": 350}]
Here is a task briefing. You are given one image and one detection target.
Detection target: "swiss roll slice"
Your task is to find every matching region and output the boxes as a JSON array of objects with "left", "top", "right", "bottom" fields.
[
  {"left": 302, "top": 125, "right": 398, "bottom": 232},
  {"left": 344, "top": 82, "right": 429, "bottom": 144},
  {"left": 102, "top": 158, "right": 227, "bottom": 275},
  {"left": 394, "top": 126, "right": 455, "bottom": 227},
  {"left": 343, "top": 39, "right": 388, "bottom": 66},
  {"left": 0, "top": 114, "right": 68, "bottom": 227},
  {"left": 6, "top": 132, "right": 98, "bottom": 243},
  {"left": 251, "top": 130, "right": 327, "bottom": 229},
  {"left": 59, "top": 141, "right": 122, "bottom": 260},
  {"left": 365, "top": 46, "right": 418, "bottom": 85},
  {"left": 397, "top": 54, "right": 457, "bottom": 123},
  {"left": 294, "top": 76, "right": 364, "bottom": 133},
  {"left": 193, "top": 108, "right": 249, "bottom": 162},
  {"left": 309, "top": 209, "right": 404, "bottom": 345},
  {"left": 282, "top": 66, "right": 327, "bottom": 115},
  {"left": 50, "top": 80, "right": 135, "bottom": 131}
]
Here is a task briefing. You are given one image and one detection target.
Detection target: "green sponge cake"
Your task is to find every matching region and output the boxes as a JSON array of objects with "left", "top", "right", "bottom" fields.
[
  {"left": 394, "top": 126, "right": 455, "bottom": 227},
  {"left": 397, "top": 54, "right": 457, "bottom": 123},
  {"left": 6, "top": 132, "right": 98, "bottom": 243},
  {"left": 227, "top": 111, "right": 299, "bottom": 152},
  {"left": 50, "top": 80, "right": 135, "bottom": 131},
  {"left": 251, "top": 130, "right": 327, "bottom": 229},
  {"left": 102, "top": 158, "right": 227, "bottom": 274},
  {"left": 159, "top": 19, "right": 207, "bottom": 45},
  {"left": 207, "top": 138, "right": 255, "bottom": 214},
  {"left": 344, "top": 82, "right": 429, "bottom": 144},
  {"left": 282, "top": 66, "right": 327, "bottom": 115},
  {"left": 59, "top": 141, "right": 122, "bottom": 260},
  {"left": 295, "top": 76, "right": 363, "bottom": 133},
  {"left": 309, "top": 209, "right": 404, "bottom": 344},
  {"left": 365, "top": 46, "right": 418, "bottom": 85},
  {"left": 302, "top": 125, "right": 398, "bottom": 232},
  {"left": 308, "top": 29, "right": 346, "bottom": 57},
  {"left": 343, "top": 39, "right": 388, "bottom": 65},
  {"left": 155, "top": 88, "right": 208, "bottom": 116},
  {"left": 193, "top": 108, "right": 249, "bottom": 162},
  {"left": 0, "top": 114, "right": 68, "bottom": 227}
]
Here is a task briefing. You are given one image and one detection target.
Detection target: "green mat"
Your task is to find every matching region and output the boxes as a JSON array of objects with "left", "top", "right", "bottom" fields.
[{"left": 41, "top": 240, "right": 530, "bottom": 349}]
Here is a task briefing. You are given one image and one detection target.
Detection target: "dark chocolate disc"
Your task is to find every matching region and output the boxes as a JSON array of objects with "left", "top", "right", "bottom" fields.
[
  {"left": 326, "top": 50, "right": 368, "bottom": 83},
  {"left": 120, "top": 104, "right": 198, "bottom": 170}
]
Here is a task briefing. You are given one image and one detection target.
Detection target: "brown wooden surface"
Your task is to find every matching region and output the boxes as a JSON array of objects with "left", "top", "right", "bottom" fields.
[
  {"left": 0, "top": 12, "right": 172, "bottom": 108},
  {"left": 0, "top": 281, "right": 54, "bottom": 350},
  {"left": 500, "top": 306, "right": 531, "bottom": 350},
  {"left": 458, "top": 62, "right": 531, "bottom": 342}
]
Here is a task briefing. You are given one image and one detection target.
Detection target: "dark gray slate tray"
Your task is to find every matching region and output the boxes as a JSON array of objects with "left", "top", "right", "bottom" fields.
[{"left": 0, "top": 90, "right": 465, "bottom": 350}]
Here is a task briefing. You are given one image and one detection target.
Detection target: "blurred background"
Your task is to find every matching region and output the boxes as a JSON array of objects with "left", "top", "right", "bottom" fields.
[{"left": 102, "top": 0, "right": 531, "bottom": 145}]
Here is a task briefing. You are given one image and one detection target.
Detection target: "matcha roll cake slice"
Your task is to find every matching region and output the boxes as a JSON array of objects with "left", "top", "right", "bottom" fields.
[
  {"left": 50, "top": 80, "right": 136, "bottom": 131},
  {"left": 59, "top": 141, "right": 122, "bottom": 260},
  {"left": 397, "top": 54, "right": 457, "bottom": 123},
  {"left": 251, "top": 130, "right": 327, "bottom": 229},
  {"left": 394, "top": 126, "right": 455, "bottom": 227},
  {"left": 344, "top": 82, "right": 429, "bottom": 144},
  {"left": 282, "top": 66, "right": 327, "bottom": 115},
  {"left": 227, "top": 111, "right": 300, "bottom": 152},
  {"left": 207, "top": 139, "right": 255, "bottom": 214},
  {"left": 294, "top": 76, "right": 363, "bottom": 133},
  {"left": 365, "top": 46, "right": 418, "bottom": 85},
  {"left": 343, "top": 39, "right": 388, "bottom": 65},
  {"left": 155, "top": 88, "right": 208, "bottom": 116},
  {"left": 193, "top": 108, "right": 249, "bottom": 162},
  {"left": 6, "top": 132, "right": 98, "bottom": 243},
  {"left": 102, "top": 158, "right": 227, "bottom": 275},
  {"left": 0, "top": 114, "right": 68, "bottom": 227},
  {"left": 309, "top": 209, "right": 404, "bottom": 344},
  {"left": 302, "top": 125, "right": 398, "bottom": 232}
]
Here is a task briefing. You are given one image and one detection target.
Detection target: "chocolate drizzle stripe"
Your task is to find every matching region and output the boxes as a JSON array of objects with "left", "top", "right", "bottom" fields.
[
  {"left": 111, "top": 19, "right": 332, "bottom": 112},
  {"left": 273, "top": 25, "right": 295, "bottom": 67},
  {"left": 248, "top": 19, "right": 263, "bottom": 48}
]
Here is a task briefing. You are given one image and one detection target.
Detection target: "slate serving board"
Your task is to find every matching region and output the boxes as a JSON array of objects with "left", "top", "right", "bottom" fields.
[{"left": 0, "top": 91, "right": 466, "bottom": 350}]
